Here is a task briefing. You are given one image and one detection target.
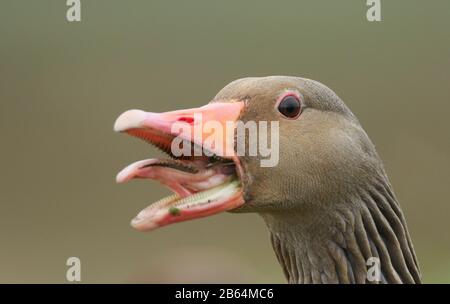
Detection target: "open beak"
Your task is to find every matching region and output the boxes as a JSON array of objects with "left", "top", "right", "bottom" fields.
[{"left": 114, "top": 101, "right": 245, "bottom": 231}]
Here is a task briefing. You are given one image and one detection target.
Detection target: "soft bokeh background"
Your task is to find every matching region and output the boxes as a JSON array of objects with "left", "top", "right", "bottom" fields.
[{"left": 0, "top": 0, "right": 449, "bottom": 283}]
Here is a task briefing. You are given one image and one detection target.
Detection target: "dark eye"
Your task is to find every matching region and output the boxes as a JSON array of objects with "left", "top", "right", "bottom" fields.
[{"left": 277, "top": 95, "right": 301, "bottom": 118}]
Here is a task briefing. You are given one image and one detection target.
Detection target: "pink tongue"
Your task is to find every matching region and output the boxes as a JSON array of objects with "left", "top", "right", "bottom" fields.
[
  {"left": 116, "top": 159, "right": 230, "bottom": 197},
  {"left": 116, "top": 159, "right": 161, "bottom": 183}
]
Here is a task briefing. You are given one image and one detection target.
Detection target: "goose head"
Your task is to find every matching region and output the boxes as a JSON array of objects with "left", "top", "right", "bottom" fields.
[{"left": 114, "top": 76, "right": 421, "bottom": 283}]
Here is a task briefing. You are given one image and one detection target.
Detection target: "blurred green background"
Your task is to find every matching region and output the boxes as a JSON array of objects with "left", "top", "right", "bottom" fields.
[{"left": 0, "top": 0, "right": 449, "bottom": 283}]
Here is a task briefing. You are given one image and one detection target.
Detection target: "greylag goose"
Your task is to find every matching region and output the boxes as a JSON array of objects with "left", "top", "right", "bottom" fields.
[{"left": 114, "top": 76, "right": 421, "bottom": 284}]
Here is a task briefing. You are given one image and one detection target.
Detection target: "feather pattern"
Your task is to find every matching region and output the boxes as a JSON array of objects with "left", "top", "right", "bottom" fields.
[{"left": 266, "top": 178, "right": 421, "bottom": 284}]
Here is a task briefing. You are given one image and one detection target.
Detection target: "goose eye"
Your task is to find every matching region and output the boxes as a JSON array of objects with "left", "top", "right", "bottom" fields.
[{"left": 277, "top": 95, "right": 301, "bottom": 118}]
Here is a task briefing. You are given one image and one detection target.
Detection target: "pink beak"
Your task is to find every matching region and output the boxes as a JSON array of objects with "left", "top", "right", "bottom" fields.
[
  {"left": 114, "top": 101, "right": 246, "bottom": 231},
  {"left": 114, "top": 102, "right": 244, "bottom": 158}
]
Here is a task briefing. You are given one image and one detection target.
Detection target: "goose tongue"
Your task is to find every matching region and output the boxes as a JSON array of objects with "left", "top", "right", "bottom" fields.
[{"left": 116, "top": 158, "right": 234, "bottom": 197}]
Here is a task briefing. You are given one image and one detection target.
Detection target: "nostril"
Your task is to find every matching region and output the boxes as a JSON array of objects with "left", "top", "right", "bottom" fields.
[{"left": 177, "top": 117, "right": 194, "bottom": 124}]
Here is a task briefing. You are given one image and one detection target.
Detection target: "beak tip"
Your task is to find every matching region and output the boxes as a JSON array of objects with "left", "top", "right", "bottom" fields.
[
  {"left": 114, "top": 109, "right": 147, "bottom": 132},
  {"left": 130, "top": 218, "right": 158, "bottom": 232}
]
